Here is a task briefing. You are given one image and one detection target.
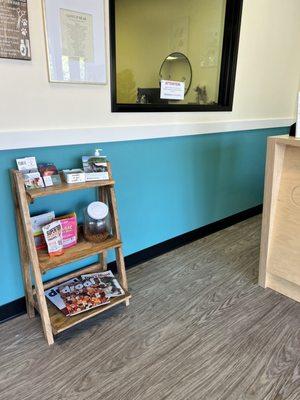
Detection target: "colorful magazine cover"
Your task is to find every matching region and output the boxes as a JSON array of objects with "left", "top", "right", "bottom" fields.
[
  {"left": 58, "top": 277, "right": 110, "bottom": 316},
  {"left": 45, "top": 278, "right": 80, "bottom": 316},
  {"left": 81, "top": 271, "right": 125, "bottom": 298}
]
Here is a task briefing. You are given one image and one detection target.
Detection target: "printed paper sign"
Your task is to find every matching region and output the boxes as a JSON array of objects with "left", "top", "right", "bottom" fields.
[
  {"left": 160, "top": 80, "right": 185, "bottom": 100},
  {"left": 60, "top": 9, "right": 94, "bottom": 62}
]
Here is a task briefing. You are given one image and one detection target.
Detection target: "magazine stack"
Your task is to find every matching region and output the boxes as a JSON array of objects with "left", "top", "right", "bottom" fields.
[{"left": 45, "top": 271, "right": 125, "bottom": 316}]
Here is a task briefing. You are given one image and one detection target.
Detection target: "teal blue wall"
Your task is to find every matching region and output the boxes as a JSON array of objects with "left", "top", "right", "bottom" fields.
[{"left": 0, "top": 128, "right": 288, "bottom": 306}]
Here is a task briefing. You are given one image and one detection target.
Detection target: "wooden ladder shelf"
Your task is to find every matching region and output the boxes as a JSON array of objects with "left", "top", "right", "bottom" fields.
[{"left": 11, "top": 163, "right": 131, "bottom": 345}]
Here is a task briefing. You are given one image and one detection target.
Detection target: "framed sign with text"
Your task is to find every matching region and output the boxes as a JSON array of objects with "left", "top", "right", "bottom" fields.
[
  {"left": 43, "top": 0, "right": 107, "bottom": 84},
  {"left": 0, "top": 0, "right": 31, "bottom": 60}
]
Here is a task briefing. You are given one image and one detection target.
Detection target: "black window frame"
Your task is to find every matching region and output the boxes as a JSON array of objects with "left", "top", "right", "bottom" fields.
[{"left": 109, "top": 0, "right": 243, "bottom": 113}]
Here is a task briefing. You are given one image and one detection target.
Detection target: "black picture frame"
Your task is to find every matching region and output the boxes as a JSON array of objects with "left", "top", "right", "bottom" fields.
[{"left": 109, "top": 0, "right": 243, "bottom": 113}]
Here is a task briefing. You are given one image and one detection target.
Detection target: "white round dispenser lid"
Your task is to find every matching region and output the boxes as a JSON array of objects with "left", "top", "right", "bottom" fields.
[{"left": 87, "top": 202, "right": 108, "bottom": 220}]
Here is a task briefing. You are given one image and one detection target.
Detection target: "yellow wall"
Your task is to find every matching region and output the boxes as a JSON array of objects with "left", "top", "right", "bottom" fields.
[
  {"left": 0, "top": 0, "right": 300, "bottom": 148},
  {"left": 115, "top": 0, "right": 226, "bottom": 104}
]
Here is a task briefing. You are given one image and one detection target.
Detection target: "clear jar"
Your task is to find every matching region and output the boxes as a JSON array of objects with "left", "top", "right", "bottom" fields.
[{"left": 83, "top": 202, "right": 112, "bottom": 243}]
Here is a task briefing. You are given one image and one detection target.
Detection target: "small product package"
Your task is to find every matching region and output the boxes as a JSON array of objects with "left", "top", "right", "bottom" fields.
[
  {"left": 30, "top": 211, "right": 55, "bottom": 250},
  {"left": 82, "top": 149, "right": 109, "bottom": 181},
  {"left": 42, "top": 220, "right": 64, "bottom": 257},
  {"left": 56, "top": 213, "right": 78, "bottom": 249},
  {"left": 38, "top": 163, "right": 62, "bottom": 187},
  {"left": 63, "top": 169, "right": 86, "bottom": 184},
  {"left": 16, "top": 157, "right": 44, "bottom": 189}
]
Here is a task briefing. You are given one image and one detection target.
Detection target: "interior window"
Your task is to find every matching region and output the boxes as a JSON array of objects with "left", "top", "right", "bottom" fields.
[{"left": 110, "top": 0, "right": 243, "bottom": 112}]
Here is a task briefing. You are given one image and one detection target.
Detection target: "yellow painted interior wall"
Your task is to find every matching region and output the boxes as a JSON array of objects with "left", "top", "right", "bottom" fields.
[{"left": 115, "top": 0, "right": 226, "bottom": 104}]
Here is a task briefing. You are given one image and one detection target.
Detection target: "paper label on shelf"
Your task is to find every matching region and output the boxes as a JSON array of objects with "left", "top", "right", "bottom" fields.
[
  {"left": 160, "top": 80, "right": 185, "bottom": 100},
  {"left": 43, "top": 176, "right": 54, "bottom": 187}
]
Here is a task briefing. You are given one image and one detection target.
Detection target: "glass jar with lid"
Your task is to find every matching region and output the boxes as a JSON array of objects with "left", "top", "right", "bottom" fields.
[{"left": 83, "top": 201, "right": 112, "bottom": 242}]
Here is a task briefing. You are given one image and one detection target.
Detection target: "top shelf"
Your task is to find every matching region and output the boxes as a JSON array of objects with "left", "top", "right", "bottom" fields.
[{"left": 11, "top": 170, "right": 115, "bottom": 202}]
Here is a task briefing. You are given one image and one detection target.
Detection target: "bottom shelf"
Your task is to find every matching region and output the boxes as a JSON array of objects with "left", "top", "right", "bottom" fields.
[{"left": 35, "top": 292, "right": 131, "bottom": 335}]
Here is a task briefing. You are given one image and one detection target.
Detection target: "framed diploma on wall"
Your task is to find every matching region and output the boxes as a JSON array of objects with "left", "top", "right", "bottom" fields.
[{"left": 42, "top": 0, "right": 106, "bottom": 84}]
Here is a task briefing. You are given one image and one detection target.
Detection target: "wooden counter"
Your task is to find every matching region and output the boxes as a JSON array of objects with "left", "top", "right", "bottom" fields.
[{"left": 259, "top": 135, "right": 300, "bottom": 302}]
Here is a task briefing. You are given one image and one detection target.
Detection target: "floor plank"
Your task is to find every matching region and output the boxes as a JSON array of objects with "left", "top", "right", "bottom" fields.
[{"left": 1, "top": 215, "right": 300, "bottom": 400}]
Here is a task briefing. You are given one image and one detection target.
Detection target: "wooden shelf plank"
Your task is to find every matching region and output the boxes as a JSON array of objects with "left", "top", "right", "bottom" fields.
[
  {"left": 38, "top": 236, "right": 122, "bottom": 274},
  {"left": 11, "top": 169, "right": 115, "bottom": 202},
  {"left": 46, "top": 292, "right": 131, "bottom": 334},
  {"left": 26, "top": 178, "right": 115, "bottom": 201}
]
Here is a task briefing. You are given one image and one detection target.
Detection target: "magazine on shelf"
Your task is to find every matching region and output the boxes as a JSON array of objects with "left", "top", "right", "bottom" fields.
[
  {"left": 81, "top": 271, "right": 125, "bottom": 298},
  {"left": 45, "top": 271, "right": 124, "bottom": 317},
  {"left": 45, "top": 278, "right": 80, "bottom": 316},
  {"left": 58, "top": 276, "right": 110, "bottom": 316}
]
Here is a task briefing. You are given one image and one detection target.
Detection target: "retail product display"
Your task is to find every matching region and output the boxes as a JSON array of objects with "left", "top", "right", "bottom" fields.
[
  {"left": 16, "top": 157, "right": 44, "bottom": 189},
  {"left": 55, "top": 213, "right": 78, "bottom": 249},
  {"left": 42, "top": 220, "right": 64, "bottom": 257},
  {"left": 11, "top": 158, "right": 130, "bottom": 345},
  {"left": 38, "top": 163, "right": 62, "bottom": 187},
  {"left": 82, "top": 149, "right": 109, "bottom": 181},
  {"left": 63, "top": 169, "right": 86, "bottom": 184},
  {"left": 84, "top": 201, "right": 111, "bottom": 242},
  {"left": 16, "top": 152, "right": 111, "bottom": 190},
  {"left": 31, "top": 211, "right": 55, "bottom": 249}
]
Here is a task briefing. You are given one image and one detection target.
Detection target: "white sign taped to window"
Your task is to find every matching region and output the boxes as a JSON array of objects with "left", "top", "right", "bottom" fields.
[{"left": 160, "top": 80, "right": 185, "bottom": 100}]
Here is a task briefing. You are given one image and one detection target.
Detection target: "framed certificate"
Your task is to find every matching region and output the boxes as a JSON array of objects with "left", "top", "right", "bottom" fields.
[{"left": 43, "top": 0, "right": 106, "bottom": 84}]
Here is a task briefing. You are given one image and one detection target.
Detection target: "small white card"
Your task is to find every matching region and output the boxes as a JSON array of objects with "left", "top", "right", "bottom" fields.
[
  {"left": 160, "top": 80, "right": 185, "bottom": 100},
  {"left": 43, "top": 176, "right": 54, "bottom": 187},
  {"left": 16, "top": 157, "right": 38, "bottom": 172}
]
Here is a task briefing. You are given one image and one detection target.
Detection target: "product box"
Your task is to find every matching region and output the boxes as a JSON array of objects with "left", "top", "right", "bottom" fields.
[
  {"left": 16, "top": 157, "right": 45, "bottom": 189},
  {"left": 82, "top": 156, "right": 109, "bottom": 181},
  {"left": 30, "top": 211, "right": 55, "bottom": 250},
  {"left": 38, "top": 163, "right": 62, "bottom": 187},
  {"left": 56, "top": 213, "right": 78, "bottom": 249},
  {"left": 62, "top": 169, "right": 86, "bottom": 184},
  {"left": 22, "top": 172, "right": 45, "bottom": 189}
]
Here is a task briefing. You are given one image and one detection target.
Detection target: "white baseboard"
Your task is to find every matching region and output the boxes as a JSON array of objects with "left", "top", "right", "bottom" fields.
[{"left": 0, "top": 118, "right": 294, "bottom": 150}]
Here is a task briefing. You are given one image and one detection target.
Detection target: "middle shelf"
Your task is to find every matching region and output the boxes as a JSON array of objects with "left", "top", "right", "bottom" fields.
[{"left": 38, "top": 234, "right": 122, "bottom": 274}]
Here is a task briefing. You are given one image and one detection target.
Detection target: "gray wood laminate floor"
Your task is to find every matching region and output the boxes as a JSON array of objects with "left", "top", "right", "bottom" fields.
[{"left": 1, "top": 215, "right": 300, "bottom": 400}]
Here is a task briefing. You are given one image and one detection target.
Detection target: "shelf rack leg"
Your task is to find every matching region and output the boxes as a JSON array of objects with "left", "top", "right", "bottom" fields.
[
  {"left": 98, "top": 187, "right": 108, "bottom": 271},
  {"left": 11, "top": 172, "right": 35, "bottom": 319},
  {"left": 107, "top": 184, "right": 129, "bottom": 304},
  {"left": 99, "top": 251, "right": 108, "bottom": 271},
  {"left": 14, "top": 173, "right": 54, "bottom": 346},
  {"left": 104, "top": 172, "right": 129, "bottom": 305},
  {"left": 115, "top": 247, "right": 129, "bottom": 306}
]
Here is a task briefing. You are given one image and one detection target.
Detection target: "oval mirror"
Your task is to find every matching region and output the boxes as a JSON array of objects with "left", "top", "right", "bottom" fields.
[{"left": 159, "top": 52, "right": 192, "bottom": 95}]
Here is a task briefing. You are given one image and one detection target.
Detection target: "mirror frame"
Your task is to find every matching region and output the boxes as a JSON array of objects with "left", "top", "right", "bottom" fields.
[
  {"left": 159, "top": 52, "right": 193, "bottom": 96},
  {"left": 110, "top": 0, "right": 244, "bottom": 113}
]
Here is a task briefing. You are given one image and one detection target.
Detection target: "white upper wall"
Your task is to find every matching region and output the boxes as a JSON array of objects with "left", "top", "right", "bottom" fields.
[{"left": 0, "top": 0, "right": 300, "bottom": 149}]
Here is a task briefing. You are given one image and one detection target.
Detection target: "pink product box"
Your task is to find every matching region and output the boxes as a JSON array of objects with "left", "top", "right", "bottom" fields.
[{"left": 59, "top": 214, "right": 78, "bottom": 249}]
